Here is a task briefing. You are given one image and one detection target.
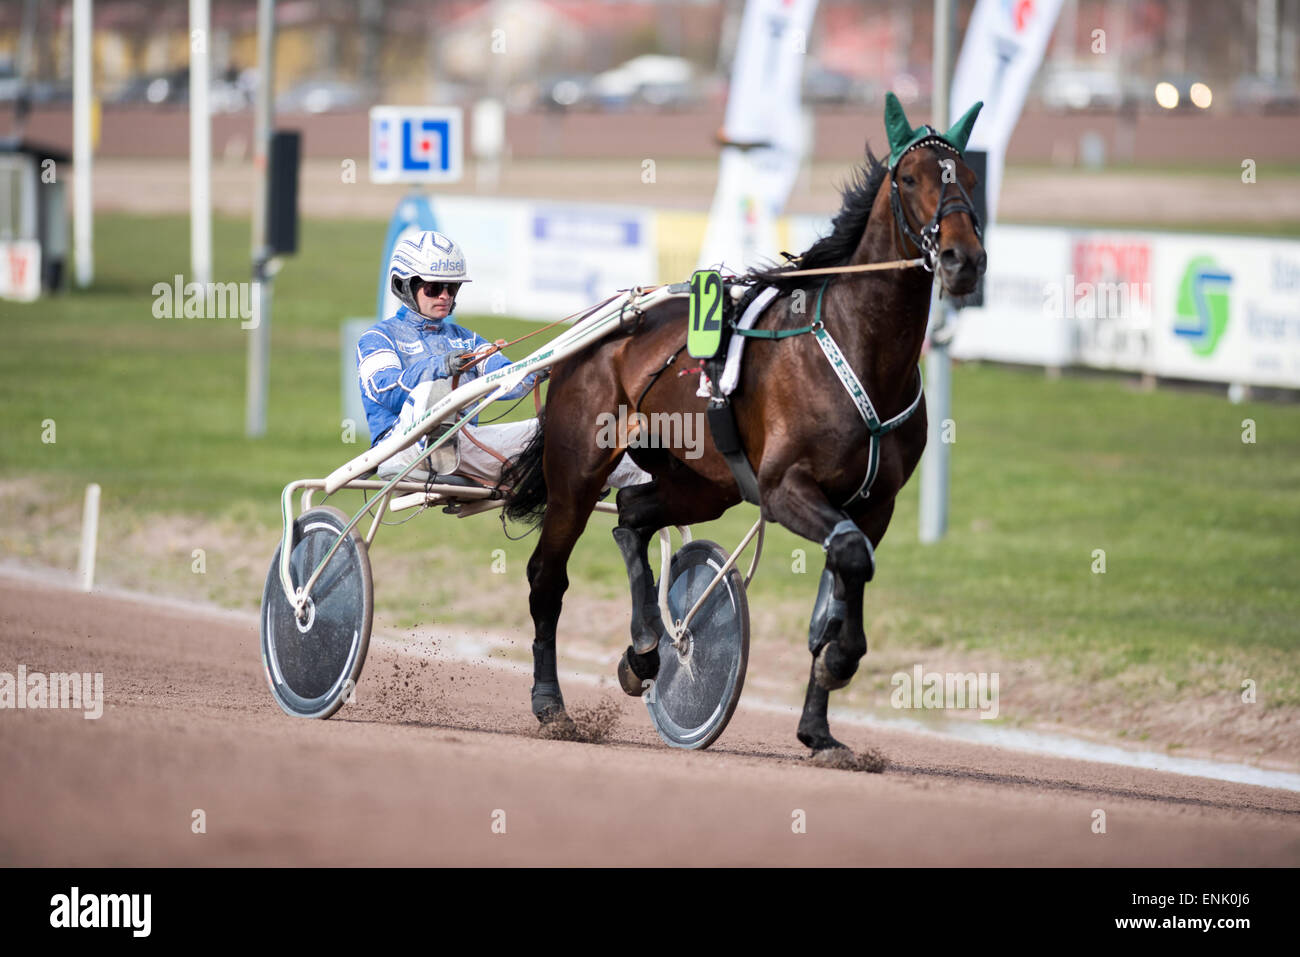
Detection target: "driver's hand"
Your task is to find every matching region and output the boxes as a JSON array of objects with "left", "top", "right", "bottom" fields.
[{"left": 447, "top": 351, "right": 474, "bottom": 376}]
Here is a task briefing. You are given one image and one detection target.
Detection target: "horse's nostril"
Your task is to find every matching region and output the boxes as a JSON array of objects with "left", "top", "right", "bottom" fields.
[{"left": 939, "top": 248, "right": 962, "bottom": 268}]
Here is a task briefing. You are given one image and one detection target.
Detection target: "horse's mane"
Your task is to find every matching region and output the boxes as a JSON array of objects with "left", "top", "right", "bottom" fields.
[{"left": 750, "top": 144, "right": 888, "bottom": 291}]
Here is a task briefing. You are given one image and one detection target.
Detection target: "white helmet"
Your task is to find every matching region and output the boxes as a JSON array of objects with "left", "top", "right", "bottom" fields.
[{"left": 388, "top": 230, "right": 473, "bottom": 314}]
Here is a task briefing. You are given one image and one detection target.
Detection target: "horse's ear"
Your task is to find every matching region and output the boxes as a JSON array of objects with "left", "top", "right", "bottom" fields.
[
  {"left": 945, "top": 100, "right": 983, "bottom": 152},
  {"left": 884, "top": 92, "right": 914, "bottom": 160}
]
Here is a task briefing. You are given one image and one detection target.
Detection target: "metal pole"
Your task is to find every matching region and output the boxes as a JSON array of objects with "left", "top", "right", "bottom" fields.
[
  {"left": 17, "top": 0, "right": 37, "bottom": 81},
  {"left": 919, "top": 0, "right": 954, "bottom": 545},
  {"left": 1259, "top": 0, "right": 1279, "bottom": 79},
  {"left": 189, "top": 0, "right": 212, "bottom": 286},
  {"left": 1282, "top": 0, "right": 1298, "bottom": 81},
  {"left": 73, "top": 0, "right": 93, "bottom": 288},
  {"left": 247, "top": 0, "right": 275, "bottom": 438}
]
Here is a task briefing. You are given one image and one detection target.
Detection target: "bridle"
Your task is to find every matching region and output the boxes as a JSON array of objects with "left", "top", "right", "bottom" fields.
[{"left": 888, "top": 132, "right": 984, "bottom": 273}]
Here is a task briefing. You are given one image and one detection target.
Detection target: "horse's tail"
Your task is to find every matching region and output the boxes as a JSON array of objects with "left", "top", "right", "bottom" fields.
[{"left": 502, "top": 411, "right": 548, "bottom": 527}]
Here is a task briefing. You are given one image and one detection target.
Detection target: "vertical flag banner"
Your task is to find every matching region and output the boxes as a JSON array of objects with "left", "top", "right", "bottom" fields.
[
  {"left": 698, "top": 0, "right": 818, "bottom": 274},
  {"left": 949, "top": 0, "right": 1065, "bottom": 224}
]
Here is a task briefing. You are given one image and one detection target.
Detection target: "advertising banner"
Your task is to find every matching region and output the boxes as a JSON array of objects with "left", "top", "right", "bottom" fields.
[
  {"left": 0, "top": 240, "right": 41, "bottom": 302},
  {"left": 950, "top": 225, "right": 1074, "bottom": 367},
  {"left": 425, "top": 196, "right": 656, "bottom": 322},
  {"left": 1068, "top": 233, "right": 1156, "bottom": 373},
  {"left": 1153, "top": 236, "right": 1300, "bottom": 388}
]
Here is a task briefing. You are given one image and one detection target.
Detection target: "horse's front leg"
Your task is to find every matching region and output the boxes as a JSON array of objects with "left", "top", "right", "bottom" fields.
[
  {"left": 610, "top": 518, "right": 664, "bottom": 696},
  {"left": 765, "top": 468, "right": 887, "bottom": 753}
]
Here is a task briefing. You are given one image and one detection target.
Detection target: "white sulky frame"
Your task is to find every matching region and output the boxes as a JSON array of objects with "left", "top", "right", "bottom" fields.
[{"left": 274, "top": 283, "right": 766, "bottom": 649}]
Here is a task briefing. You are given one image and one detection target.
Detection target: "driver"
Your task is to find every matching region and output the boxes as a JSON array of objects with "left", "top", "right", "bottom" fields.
[{"left": 358, "top": 229, "right": 650, "bottom": 489}]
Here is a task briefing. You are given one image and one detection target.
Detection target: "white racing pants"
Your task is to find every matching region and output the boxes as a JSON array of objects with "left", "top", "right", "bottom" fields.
[{"left": 377, "top": 380, "right": 651, "bottom": 488}]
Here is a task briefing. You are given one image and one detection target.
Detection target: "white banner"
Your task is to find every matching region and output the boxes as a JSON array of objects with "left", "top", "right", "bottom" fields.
[
  {"left": 698, "top": 0, "right": 818, "bottom": 273},
  {"left": 950, "top": 0, "right": 1064, "bottom": 223},
  {"left": 421, "top": 196, "right": 657, "bottom": 322},
  {"left": 951, "top": 225, "right": 1074, "bottom": 367},
  {"left": 0, "top": 240, "right": 41, "bottom": 301}
]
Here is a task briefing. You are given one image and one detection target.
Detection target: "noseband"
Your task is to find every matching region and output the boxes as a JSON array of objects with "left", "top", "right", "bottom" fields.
[{"left": 889, "top": 133, "right": 984, "bottom": 272}]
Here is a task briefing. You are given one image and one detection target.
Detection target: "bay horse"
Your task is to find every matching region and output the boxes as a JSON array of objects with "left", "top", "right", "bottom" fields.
[{"left": 503, "top": 94, "right": 986, "bottom": 760}]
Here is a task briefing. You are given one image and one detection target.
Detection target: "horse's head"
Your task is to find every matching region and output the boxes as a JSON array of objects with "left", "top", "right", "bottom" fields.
[{"left": 884, "top": 93, "right": 986, "bottom": 297}]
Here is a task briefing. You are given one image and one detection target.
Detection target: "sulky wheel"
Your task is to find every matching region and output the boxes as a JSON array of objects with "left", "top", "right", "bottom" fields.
[
  {"left": 260, "top": 505, "right": 373, "bottom": 719},
  {"left": 645, "top": 539, "right": 750, "bottom": 750}
]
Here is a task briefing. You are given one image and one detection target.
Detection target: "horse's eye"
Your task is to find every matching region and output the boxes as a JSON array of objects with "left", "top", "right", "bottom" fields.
[{"left": 901, "top": 175, "right": 916, "bottom": 187}]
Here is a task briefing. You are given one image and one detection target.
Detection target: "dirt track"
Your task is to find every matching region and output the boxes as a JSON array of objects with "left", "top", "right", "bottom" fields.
[{"left": 1, "top": 572, "right": 1298, "bottom": 867}]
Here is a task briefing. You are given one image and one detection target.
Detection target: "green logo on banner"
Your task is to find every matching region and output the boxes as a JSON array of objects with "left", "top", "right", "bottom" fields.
[
  {"left": 688, "top": 270, "right": 724, "bottom": 359},
  {"left": 1174, "top": 256, "right": 1232, "bottom": 357}
]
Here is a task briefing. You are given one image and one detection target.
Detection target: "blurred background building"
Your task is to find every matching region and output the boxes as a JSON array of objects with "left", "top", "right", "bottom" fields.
[{"left": 1, "top": 0, "right": 1297, "bottom": 165}]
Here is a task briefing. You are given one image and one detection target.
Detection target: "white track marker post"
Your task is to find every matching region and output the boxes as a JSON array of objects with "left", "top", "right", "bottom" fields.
[
  {"left": 919, "top": 0, "right": 955, "bottom": 545},
  {"left": 78, "top": 484, "right": 101, "bottom": 592},
  {"left": 190, "top": 0, "right": 212, "bottom": 286},
  {"left": 73, "top": 0, "right": 93, "bottom": 287},
  {"left": 246, "top": 0, "right": 275, "bottom": 437}
]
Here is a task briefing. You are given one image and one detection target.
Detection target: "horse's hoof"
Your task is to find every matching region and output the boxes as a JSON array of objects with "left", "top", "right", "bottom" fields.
[
  {"left": 797, "top": 727, "right": 846, "bottom": 752},
  {"left": 617, "top": 644, "right": 659, "bottom": 697},
  {"left": 531, "top": 682, "right": 567, "bottom": 722},
  {"left": 813, "top": 644, "right": 852, "bottom": 691},
  {"left": 617, "top": 653, "right": 647, "bottom": 696}
]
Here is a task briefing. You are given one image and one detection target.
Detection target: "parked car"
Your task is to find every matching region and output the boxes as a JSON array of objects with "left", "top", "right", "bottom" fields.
[
  {"left": 276, "top": 79, "right": 366, "bottom": 114},
  {"left": 1152, "top": 75, "right": 1215, "bottom": 111},
  {"left": 109, "top": 69, "right": 189, "bottom": 106},
  {"left": 1232, "top": 74, "right": 1300, "bottom": 113},
  {"left": 588, "top": 55, "right": 697, "bottom": 111},
  {"left": 802, "top": 65, "right": 865, "bottom": 105},
  {"left": 1039, "top": 67, "right": 1125, "bottom": 111},
  {"left": 536, "top": 73, "right": 592, "bottom": 111}
]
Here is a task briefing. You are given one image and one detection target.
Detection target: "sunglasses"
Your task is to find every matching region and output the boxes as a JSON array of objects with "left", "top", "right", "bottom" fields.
[{"left": 417, "top": 280, "right": 461, "bottom": 298}]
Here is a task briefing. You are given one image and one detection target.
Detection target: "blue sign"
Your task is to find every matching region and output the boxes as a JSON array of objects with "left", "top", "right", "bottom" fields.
[{"left": 369, "top": 106, "right": 463, "bottom": 184}]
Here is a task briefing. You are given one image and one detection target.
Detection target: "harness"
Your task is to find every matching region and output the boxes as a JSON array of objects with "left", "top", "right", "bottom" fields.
[
  {"left": 650, "top": 134, "right": 980, "bottom": 510},
  {"left": 696, "top": 277, "right": 923, "bottom": 509},
  {"left": 805, "top": 281, "right": 924, "bottom": 508}
]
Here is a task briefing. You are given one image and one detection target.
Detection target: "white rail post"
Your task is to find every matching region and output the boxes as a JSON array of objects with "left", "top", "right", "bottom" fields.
[
  {"left": 78, "top": 483, "right": 101, "bottom": 592},
  {"left": 246, "top": 0, "right": 275, "bottom": 437},
  {"left": 73, "top": 0, "right": 93, "bottom": 288},
  {"left": 189, "top": 0, "right": 212, "bottom": 286}
]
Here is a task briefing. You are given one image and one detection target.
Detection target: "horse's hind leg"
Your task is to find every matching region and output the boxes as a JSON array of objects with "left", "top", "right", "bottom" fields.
[
  {"left": 611, "top": 470, "right": 732, "bottom": 696},
  {"left": 526, "top": 490, "right": 601, "bottom": 727}
]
